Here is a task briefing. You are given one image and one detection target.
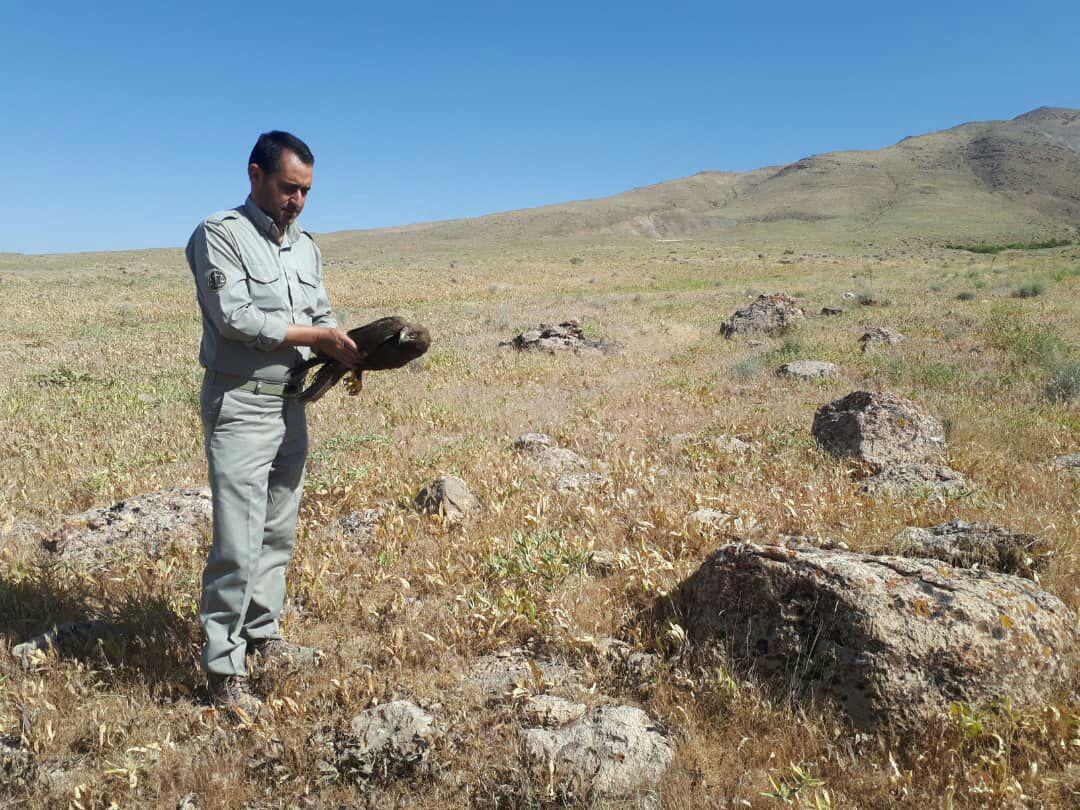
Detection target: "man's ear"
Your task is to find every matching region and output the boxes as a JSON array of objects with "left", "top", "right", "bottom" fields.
[{"left": 248, "top": 162, "right": 261, "bottom": 186}]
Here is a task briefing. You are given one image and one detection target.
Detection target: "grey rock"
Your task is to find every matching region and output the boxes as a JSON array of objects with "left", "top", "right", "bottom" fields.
[
  {"left": 687, "top": 508, "right": 734, "bottom": 531},
  {"left": 336, "top": 700, "right": 437, "bottom": 781},
  {"left": 521, "top": 695, "right": 586, "bottom": 728},
  {"left": 503, "top": 320, "right": 607, "bottom": 354},
  {"left": 44, "top": 488, "right": 211, "bottom": 563},
  {"left": 414, "top": 476, "right": 480, "bottom": 521},
  {"left": 821, "top": 307, "right": 844, "bottom": 316},
  {"left": 512, "top": 433, "right": 556, "bottom": 452},
  {"left": 669, "top": 542, "right": 1077, "bottom": 732},
  {"left": 176, "top": 793, "right": 202, "bottom": 810},
  {"left": 522, "top": 706, "right": 674, "bottom": 801},
  {"left": 892, "top": 520, "right": 1050, "bottom": 579},
  {"left": 555, "top": 471, "right": 608, "bottom": 492},
  {"left": 582, "top": 637, "right": 660, "bottom": 692},
  {"left": 535, "top": 447, "right": 590, "bottom": 475},
  {"left": 859, "top": 463, "right": 969, "bottom": 497},
  {"left": 711, "top": 434, "right": 752, "bottom": 454},
  {"left": 336, "top": 507, "right": 385, "bottom": 541},
  {"left": 0, "top": 735, "right": 34, "bottom": 786},
  {"left": 12, "top": 620, "right": 119, "bottom": 666},
  {"left": 467, "top": 649, "right": 580, "bottom": 698},
  {"left": 812, "top": 391, "right": 946, "bottom": 468},
  {"left": 1052, "top": 453, "right": 1080, "bottom": 470},
  {"left": 585, "top": 550, "right": 616, "bottom": 577},
  {"left": 720, "top": 293, "right": 805, "bottom": 338},
  {"left": 776, "top": 360, "right": 838, "bottom": 380},
  {"left": 858, "top": 327, "right": 905, "bottom": 353}
]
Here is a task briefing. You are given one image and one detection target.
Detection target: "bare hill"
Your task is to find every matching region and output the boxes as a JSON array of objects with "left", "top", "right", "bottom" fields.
[{"left": 320, "top": 107, "right": 1080, "bottom": 250}]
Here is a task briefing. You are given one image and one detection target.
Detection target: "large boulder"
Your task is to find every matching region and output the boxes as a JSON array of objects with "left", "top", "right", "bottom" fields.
[
  {"left": 666, "top": 542, "right": 1077, "bottom": 732},
  {"left": 45, "top": 488, "right": 211, "bottom": 563},
  {"left": 522, "top": 706, "right": 674, "bottom": 801},
  {"left": 891, "top": 519, "right": 1050, "bottom": 579},
  {"left": 812, "top": 391, "right": 946, "bottom": 468},
  {"left": 720, "top": 293, "right": 805, "bottom": 338}
]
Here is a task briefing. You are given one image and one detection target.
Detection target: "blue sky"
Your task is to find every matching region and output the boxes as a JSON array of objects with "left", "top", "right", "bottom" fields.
[{"left": 2, "top": 1, "right": 1078, "bottom": 253}]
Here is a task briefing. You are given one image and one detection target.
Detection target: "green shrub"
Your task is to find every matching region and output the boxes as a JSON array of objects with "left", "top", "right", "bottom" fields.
[
  {"left": 1012, "top": 281, "right": 1045, "bottom": 298},
  {"left": 1044, "top": 359, "right": 1080, "bottom": 403},
  {"left": 956, "top": 291, "right": 975, "bottom": 301}
]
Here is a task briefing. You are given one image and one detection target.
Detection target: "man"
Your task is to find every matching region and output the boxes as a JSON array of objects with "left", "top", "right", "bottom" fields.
[{"left": 186, "top": 131, "right": 358, "bottom": 716}]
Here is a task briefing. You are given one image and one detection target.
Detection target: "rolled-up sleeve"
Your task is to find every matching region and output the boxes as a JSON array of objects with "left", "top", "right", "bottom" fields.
[{"left": 188, "top": 221, "right": 289, "bottom": 350}]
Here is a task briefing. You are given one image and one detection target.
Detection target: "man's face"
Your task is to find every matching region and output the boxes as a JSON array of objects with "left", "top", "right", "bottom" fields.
[{"left": 248, "top": 149, "right": 313, "bottom": 231}]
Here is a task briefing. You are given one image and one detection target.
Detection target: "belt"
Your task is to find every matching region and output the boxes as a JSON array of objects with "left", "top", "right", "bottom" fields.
[{"left": 207, "top": 370, "right": 303, "bottom": 398}]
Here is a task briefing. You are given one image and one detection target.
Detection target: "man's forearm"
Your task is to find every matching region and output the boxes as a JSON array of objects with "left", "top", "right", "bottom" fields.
[
  {"left": 283, "top": 324, "right": 360, "bottom": 367},
  {"left": 281, "top": 324, "right": 330, "bottom": 349}
]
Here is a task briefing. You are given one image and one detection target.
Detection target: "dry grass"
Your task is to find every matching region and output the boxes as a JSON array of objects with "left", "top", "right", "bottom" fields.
[{"left": 0, "top": 235, "right": 1077, "bottom": 808}]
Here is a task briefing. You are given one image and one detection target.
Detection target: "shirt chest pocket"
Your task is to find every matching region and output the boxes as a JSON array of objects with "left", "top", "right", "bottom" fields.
[
  {"left": 245, "top": 261, "right": 287, "bottom": 312},
  {"left": 294, "top": 266, "right": 322, "bottom": 316}
]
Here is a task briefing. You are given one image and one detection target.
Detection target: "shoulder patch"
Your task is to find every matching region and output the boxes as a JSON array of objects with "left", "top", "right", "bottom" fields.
[{"left": 207, "top": 270, "right": 227, "bottom": 291}]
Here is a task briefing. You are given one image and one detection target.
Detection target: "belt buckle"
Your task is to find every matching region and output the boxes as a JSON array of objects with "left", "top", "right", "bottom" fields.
[{"left": 252, "top": 380, "right": 263, "bottom": 395}]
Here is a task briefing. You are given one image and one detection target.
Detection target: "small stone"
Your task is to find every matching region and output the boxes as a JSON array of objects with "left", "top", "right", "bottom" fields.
[
  {"left": 776, "top": 360, "right": 838, "bottom": 380},
  {"left": 1052, "top": 453, "right": 1080, "bottom": 470},
  {"left": 414, "top": 476, "right": 480, "bottom": 521},
  {"left": 555, "top": 472, "right": 607, "bottom": 492},
  {"left": 711, "top": 434, "right": 752, "bottom": 454},
  {"left": 512, "top": 433, "right": 556, "bottom": 452},
  {"left": 336, "top": 701, "right": 437, "bottom": 782},
  {"left": 821, "top": 307, "right": 844, "bottom": 316},
  {"left": 522, "top": 706, "right": 674, "bottom": 801},
  {"left": 585, "top": 550, "right": 616, "bottom": 577},
  {"left": 521, "top": 695, "right": 586, "bottom": 728},
  {"left": 467, "top": 649, "right": 580, "bottom": 698},
  {"left": 688, "top": 508, "right": 734, "bottom": 530},
  {"left": 860, "top": 463, "right": 969, "bottom": 497},
  {"left": 858, "top": 327, "right": 905, "bottom": 354}
]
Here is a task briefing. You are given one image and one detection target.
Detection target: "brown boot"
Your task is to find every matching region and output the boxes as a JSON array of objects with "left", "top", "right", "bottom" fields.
[
  {"left": 249, "top": 638, "right": 323, "bottom": 670},
  {"left": 207, "top": 673, "right": 263, "bottom": 720}
]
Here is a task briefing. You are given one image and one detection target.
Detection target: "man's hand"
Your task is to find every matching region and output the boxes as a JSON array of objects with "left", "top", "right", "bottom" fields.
[
  {"left": 282, "top": 325, "right": 360, "bottom": 367},
  {"left": 316, "top": 327, "right": 360, "bottom": 367}
]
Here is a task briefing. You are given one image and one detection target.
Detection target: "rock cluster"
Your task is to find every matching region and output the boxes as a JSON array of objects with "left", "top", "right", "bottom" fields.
[
  {"left": 720, "top": 293, "right": 805, "bottom": 337},
  {"left": 667, "top": 542, "right": 1077, "bottom": 732},
  {"left": 502, "top": 319, "right": 607, "bottom": 353},
  {"left": 45, "top": 488, "right": 211, "bottom": 563}
]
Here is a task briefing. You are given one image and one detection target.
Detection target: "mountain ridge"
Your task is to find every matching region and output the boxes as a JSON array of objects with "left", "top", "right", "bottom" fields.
[{"left": 318, "top": 106, "right": 1080, "bottom": 249}]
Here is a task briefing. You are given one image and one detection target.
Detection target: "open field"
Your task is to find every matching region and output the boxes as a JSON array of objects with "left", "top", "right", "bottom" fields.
[{"left": 0, "top": 233, "right": 1077, "bottom": 807}]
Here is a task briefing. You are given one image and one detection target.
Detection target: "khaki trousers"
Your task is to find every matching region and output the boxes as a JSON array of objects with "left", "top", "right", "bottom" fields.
[{"left": 199, "top": 372, "right": 308, "bottom": 676}]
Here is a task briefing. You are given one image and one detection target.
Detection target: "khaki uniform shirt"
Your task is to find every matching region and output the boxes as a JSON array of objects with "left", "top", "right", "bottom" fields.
[{"left": 186, "top": 196, "right": 337, "bottom": 384}]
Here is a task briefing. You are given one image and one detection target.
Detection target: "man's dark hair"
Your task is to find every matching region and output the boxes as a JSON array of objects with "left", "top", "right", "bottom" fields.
[{"left": 248, "top": 131, "right": 314, "bottom": 174}]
